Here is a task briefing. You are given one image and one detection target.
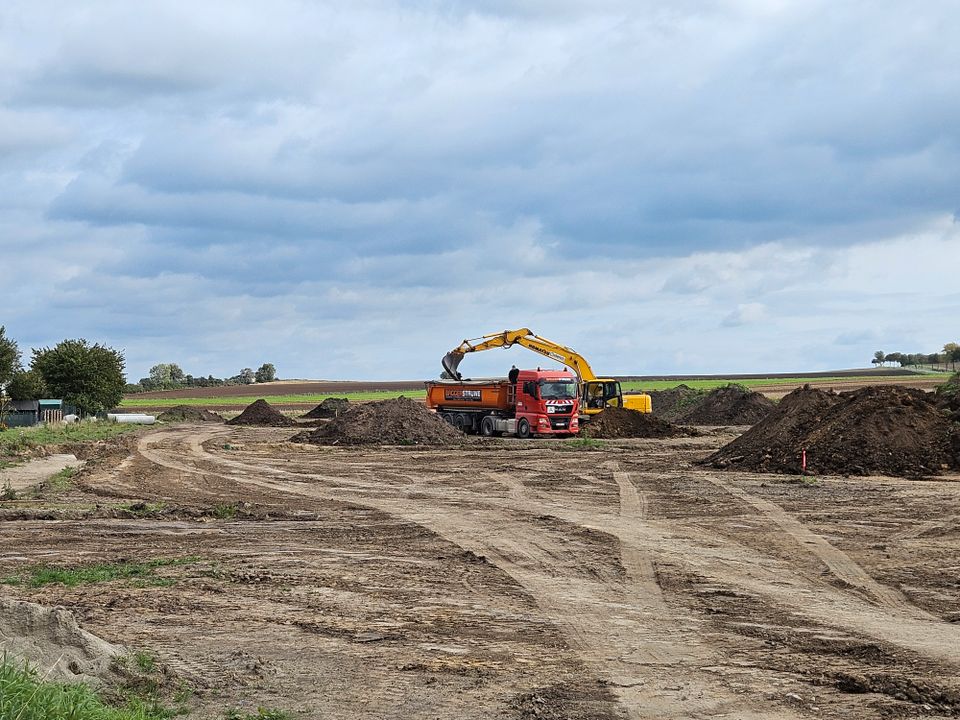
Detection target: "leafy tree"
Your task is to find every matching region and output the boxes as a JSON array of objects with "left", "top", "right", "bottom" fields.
[
  {"left": 946, "top": 343, "right": 960, "bottom": 371},
  {"left": 0, "top": 326, "right": 20, "bottom": 391},
  {"left": 238, "top": 368, "right": 255, "bottom": 384},
  {"left": 31, "top": 339, "right": 126, "bottom": 416},
  {"left": 885, "top": 352, "right": 902, "bottom": 367},
  {"left": 872, "top": 350, "right": 885, "bottom": 367},
  {"left": 255, "top": 363, "right": 276, "bottom": 383},
  {"left": 8, "top": 370, "right": 47, "bottom": 401}
]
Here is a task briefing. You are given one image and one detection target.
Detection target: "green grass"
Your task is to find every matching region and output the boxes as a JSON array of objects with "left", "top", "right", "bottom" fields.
[
  {"left": 1, "top": 557, "right": 199, "bottom": 588},
  {"left": 47, "top": 465, "right": 79, "bottom": 490},
  {"left": 0, "top": 658, "right": 178, "bottom": 720},
  {"left": 619, "top": 375, "right": 908, "bottom": 393},
  {"left": 0, "top": 422, "right": 139, "bottom": 457},
  {"left": 560, "top": 437, "right": 606, "bottom": 450},
  {"left": 224, "top": 708, "right": 294, "bottom": 720},
  {"left": 120, "top": 390, "right": 426, "bottom": 407}
]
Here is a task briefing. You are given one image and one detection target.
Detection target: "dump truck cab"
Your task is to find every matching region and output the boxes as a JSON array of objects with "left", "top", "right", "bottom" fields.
[{"left": 514, "top": 369, "right": 579, "bottom": 437}]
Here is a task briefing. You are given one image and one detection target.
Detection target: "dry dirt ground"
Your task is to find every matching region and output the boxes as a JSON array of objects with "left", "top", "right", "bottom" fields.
[{"left": 2, "top": 425, "right": 960, "bottom": 719}]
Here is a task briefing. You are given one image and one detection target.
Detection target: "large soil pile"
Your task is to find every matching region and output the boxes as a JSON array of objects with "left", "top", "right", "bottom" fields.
[
  {"left": 675, "top": 384, "right": 775, "bottom": 425},
  {"left": 644, "top": 384, "right": 702, "bottom": 421},
  {"left": 582, "top": 407, "right": 698, "bottom": 439},
  {"left": 294, "top": 396, "right": 464, "bottom": 446},
  {"left": 301, "top": 397, "right": 350, "bottom": 419},
  {"left": 158, "top": 405, "right": 224, "bottom": 422},
  {"left": 705, "top": 385, "right": 960, "bottom": 477},
  {"left": 0, "top": 598, "right": 123, "bottom": 685},
  {"left": 227, "top": 399, "right": 296, "bottom": 427}
]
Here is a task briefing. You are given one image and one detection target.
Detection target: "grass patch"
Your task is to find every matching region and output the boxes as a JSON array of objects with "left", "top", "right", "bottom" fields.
[
  {"left": 47, "top": 465, "right": 79, "bottom": 490},
  {"left": 117, "top": 501, "right": 168, "bottom": 517},
  {"left": 212, "top": 503, "right": 239, "bottom": 520},
  {"left": 1, "top": 481, "right": 16, "bottom": 501},
  {"left": 620, "top": 375, "right": 913, "bottom": 393},
  {"left": 1, "top": 557, "right": 199, "bottom": 588},
  {"left": 224, "top": 708, "right": 294, "bottom": 720},
  {"left": 0, "top": 421, "right": 138, "bottom": 458},
  {"left": 121, "top": 390, "right": 425, "bottom": 408},
  {"left": 0, "top": 657, "right": 179, "bottom": 720},
  {"left": 560, "top": 437, "right": 606, "bottom": 450}
]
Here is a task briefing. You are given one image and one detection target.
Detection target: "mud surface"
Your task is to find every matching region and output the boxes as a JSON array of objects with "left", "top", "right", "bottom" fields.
[
  {"left": 158, "top": 405, "right": 224, "bottom": 423},
  {"left": 226, "top": 399, "right": 296, "bottom": 427},
  {"left": 706, "top": 385, "right": 960, "bottom": 477},
  {"left": 301, "top": 397, "right": 350, "bottom": 419},
  {"left": 582, "top": 407, "right": 698, "bottom": 439},
  {"left": 2, "top": 423, "right": 960, "bottom": 719},
  {"left": 294, "top": 396, "right": 464, "bottom": 445}
]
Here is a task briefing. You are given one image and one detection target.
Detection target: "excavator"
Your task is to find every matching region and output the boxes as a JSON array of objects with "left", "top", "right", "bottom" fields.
[{"left": 441, "top": 328, "right": 652, "bottom": 418}]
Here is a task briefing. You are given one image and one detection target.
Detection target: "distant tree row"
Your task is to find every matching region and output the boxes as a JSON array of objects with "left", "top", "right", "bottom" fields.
[
  {"left": 872, "top": 342, "right": 960, "bottom": 370},
  {"left": 127, "top": 362, "right": 277, "bottom": 392},
  {"left": 0, "top": 327, "right": 126, "bottom": 416}
]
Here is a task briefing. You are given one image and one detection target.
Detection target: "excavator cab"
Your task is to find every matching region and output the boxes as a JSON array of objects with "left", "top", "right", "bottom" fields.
[{"left": 582, "top": 380, "right": 623, "bottom": 413}]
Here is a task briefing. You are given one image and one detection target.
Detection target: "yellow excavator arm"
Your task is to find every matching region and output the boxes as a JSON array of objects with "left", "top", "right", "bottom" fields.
[
  {"left": 442, "top": 329, "right": 651, "bottom": 415},
  {"left": 443, "top": 328, "right": 600, "bottom": 382}
]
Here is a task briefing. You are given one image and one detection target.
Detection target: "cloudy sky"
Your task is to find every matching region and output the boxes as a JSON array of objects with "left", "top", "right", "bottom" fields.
[{"left": 2, "top": 1, "right": 958, "bottom": 381}]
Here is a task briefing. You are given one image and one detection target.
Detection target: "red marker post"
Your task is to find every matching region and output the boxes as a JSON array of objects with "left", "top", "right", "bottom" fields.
[{"left": 801, "top": 448, "right": 807, "bottom": 473}]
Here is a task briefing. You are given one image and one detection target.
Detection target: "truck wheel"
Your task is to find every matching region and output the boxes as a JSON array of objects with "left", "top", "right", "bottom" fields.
[
  {"left": 480, "top": 416, "right": 496, "bottom": 437},
  {"left": 517, "top": 418, "right": 531, "bottom": 439}
]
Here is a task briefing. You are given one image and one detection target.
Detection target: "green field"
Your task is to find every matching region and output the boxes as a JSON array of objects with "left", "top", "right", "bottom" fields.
[
  {"left": 116, "top": 375, "right": 911, "bottom": 408},
  {"left": 120, "top": 390, "right": 428, "bottom": 407}
]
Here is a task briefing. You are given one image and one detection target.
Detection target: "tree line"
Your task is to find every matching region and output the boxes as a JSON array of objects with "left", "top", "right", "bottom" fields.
[
  {"left": 127, "top": 362, "right": 277, "bottom": 392},
  {"left": 0, "top": 326, "right": 126, "bottom": 417},
  {"left": 872, "top": 342, "right": 960, "bottom": 370}
]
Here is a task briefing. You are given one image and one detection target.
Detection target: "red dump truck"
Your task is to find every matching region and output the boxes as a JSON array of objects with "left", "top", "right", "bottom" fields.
[{"left": 425, "top": 368, "right": 580, "bottom": 438}]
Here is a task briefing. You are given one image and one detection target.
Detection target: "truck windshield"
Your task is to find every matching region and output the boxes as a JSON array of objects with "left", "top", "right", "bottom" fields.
[{"left": 539, "top": 380, "right": 577, "bottom": 399}]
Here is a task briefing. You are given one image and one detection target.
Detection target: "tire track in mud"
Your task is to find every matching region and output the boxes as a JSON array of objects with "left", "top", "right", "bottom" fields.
[
  {"left": 695, "top": 472, "right": 922, "bottom": 613},
  {"left": 149, "top": 430, "right": 798, "bottom": 720},
  {"left": 126, "top": 428, "right": 960, "bottom": 715}
]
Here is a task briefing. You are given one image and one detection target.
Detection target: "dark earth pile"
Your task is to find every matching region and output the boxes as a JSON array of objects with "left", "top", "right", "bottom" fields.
[
  {"left": 301, "top": 397, "right": 350, "bottom": 419},
  {"left": 582, "top": 407, "right": 699, "bottom": 439},
  {"left": 937, "top": 373, "right": 960, "bottom": 422},
  {"left": 675, "top": 384, "right": 775, "bottom": 425},
  {"left": 227, "top": 399, "right": 296, "bottom": 427},
  {"left": 704, "top": 385, "right": 960, "bottom": 477},
  {"left": 293, "top": 396, "right": 464, "bottom": 446},
  {"left": 643, "top": 384, "right": 702, "bottom": 421},
  {"left": 157, "top": 405, "right": 224, "bottom": 422}
]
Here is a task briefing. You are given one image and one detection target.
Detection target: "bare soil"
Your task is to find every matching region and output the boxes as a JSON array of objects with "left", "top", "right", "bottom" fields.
[
  {"left": 226, "top": 399, "right": 296, "bottom": 427},
  {"left": 1, "top": 424, "right": 960, "bottom": 719},
  {"left": 157, "top": 406, "right": 224, "bottom": 423},
  {"left": 706, "top": 385, "right": 960, "bottom": 477},
  {"left": 294, "top": 396, "right": 464, "bottom": 446},
  {"left": 582, "top": 407, "right": 698, "bottom": 439},
  {"left": 301, "top": 397, "right": 350, "bottom": 419}
]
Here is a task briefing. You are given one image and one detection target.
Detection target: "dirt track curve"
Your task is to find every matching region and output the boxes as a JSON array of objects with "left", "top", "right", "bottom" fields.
[{"left": 3, "top": 424, "right": 960, "bottom": 719}]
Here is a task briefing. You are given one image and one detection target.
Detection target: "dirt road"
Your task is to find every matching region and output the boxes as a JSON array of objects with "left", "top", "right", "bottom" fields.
[{"left": 2, "top": 425, "right": 959, "bottom": 718}]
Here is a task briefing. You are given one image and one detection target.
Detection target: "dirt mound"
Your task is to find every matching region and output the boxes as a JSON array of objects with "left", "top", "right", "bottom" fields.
[
  {"left": 644, "top": 384, "right": 703, "bottom": 421},
  {"left": 158, "top": 405, "right": 224, "bottom": 422},
  {"left": 0, "top": 598, "right": 123, "bottom": 685},
  {"left": 675, "top": 384, "right": 775, "bottom": 425},
  {"left": 301, "top": 397, "right": 350, "bottom": 419},
  {"left": 227, "top": 399, "right": 296, "bottom": 427},
  {"left": 293, "top": 396, "right": 464, "bottom": 446},
  {"left": 705, "top": 385, "right": 960, "bottom": 477},
  {"left": 582, "top": 407, "right": 699, "bottom": 439}
]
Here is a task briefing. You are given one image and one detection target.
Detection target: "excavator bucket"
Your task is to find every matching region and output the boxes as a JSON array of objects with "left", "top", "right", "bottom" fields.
[{"left": 442, "top": 351, "right": 464, "bottom": 379}]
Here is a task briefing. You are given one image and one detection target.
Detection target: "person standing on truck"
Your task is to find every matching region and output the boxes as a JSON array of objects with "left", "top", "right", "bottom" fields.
[{"left": 508, "top": 365, "right": 519, "bottom": 384}]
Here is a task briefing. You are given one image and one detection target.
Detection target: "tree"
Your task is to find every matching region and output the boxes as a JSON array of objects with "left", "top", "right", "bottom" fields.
[
  {"left": 32, "top": 339, "right": 126, "bottom": 416},
  {"left": 238, "top": 368, "right": 255, "bottom": 384},
  {"left": 0, "top": 326, "right": 20, "bottom": 392},
  {"left": 255, "top": 363, "right": 276, "bottom": 383},
  {"left": 872, "top": 350, "right": 885, "bottom": 367},
  {"left": 148, "top": 363, "right": 186, "bottom": 388},
  {"left": 8, "top": 370, "right": 47, "bottom": 401},
  {"left": 946, "top": 343, "right": 960, "bottom": 371}
]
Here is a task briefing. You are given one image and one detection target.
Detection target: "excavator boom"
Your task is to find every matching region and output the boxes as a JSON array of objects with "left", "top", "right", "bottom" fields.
[{"left": 442, "top": 328, "right": 598, "bottom": 382}]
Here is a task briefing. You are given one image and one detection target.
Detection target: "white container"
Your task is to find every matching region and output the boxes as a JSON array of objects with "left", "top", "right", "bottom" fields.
[{"left": 107, "top": 413, "right": 156, "bottom": 425}]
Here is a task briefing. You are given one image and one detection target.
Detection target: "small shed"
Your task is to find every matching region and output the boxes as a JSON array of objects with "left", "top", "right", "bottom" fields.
[{"left": 4, "top": 400, "right": 39, "bottom": 428}]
